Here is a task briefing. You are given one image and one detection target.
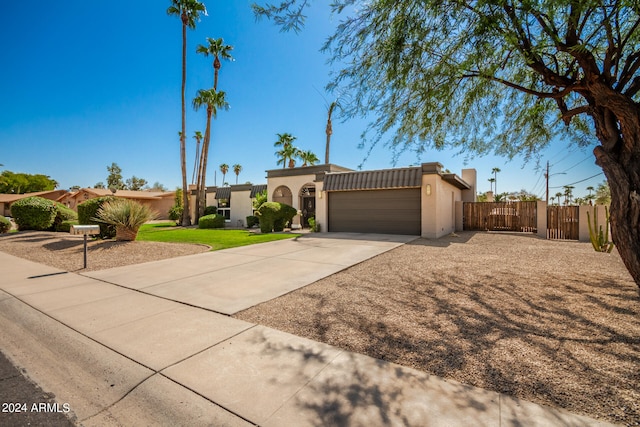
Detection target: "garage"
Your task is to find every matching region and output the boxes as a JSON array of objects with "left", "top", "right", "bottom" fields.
[{"left": 328, "top": 188, "right": 421, "bottom": 235}]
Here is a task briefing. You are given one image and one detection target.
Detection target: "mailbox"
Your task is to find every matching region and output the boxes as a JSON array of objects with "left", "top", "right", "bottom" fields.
[{"left": 70, "top": 225, "right": 100, "bottom": 236}]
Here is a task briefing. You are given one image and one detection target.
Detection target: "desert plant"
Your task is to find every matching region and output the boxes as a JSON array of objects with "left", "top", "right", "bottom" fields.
[
  {"left": 198, "top": 213, "right": 225, "bottom": 229},
  {"left": 78, "top": 196, "right": 117, "bottom": 238},
  {"left": 204, "top": 205, "right": 218, "bottom": 216},
  {"left": 253, "top": 190, "right": 267, "bottom": 210},
  {"left": 94, "top": 198, "right": 157, "bottom": 241},
  {"left": 256, "top": 202, "right": 297, "bottom": 233},
  {"left": 0, "top": 216, "right": 11, "bottom": 233},
  {"left": 587, "top": 205, "right": 615, "bottom": 253},
  {"left": 308, "top": 216, "right": 320, "bottom": 232},
  {"left": 10, "top": 196, "right": 57, "bottom": 230}
]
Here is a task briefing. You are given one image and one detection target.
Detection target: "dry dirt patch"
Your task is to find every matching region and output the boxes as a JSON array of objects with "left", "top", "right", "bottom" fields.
[
  {"left": 235, "top": 231, "right": 640, "bottom": 426},
  {"left": 0, "top": 230, "right": 209, "bottom": 272}
]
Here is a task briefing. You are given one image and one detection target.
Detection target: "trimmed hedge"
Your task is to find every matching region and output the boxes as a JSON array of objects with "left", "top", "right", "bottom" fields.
[
  {"left": 77, "top": 196, "right": 116, "bottom": 239},
  {"left": 204, "top": 205, "right": 218, "bottom": 216},
  {"left": 11, "top": 196, "right": 57, "bottom": 230},
  {"left": 256, "top": 202, "right": 297, "bottom": 233},
  {"left": 56, "top": 220, "right": 78, "bottom": 233},
  {"left": 51, "top": 202, "right": 78, "bottom": 231},
  {"left": 199, "top": 214, "right": 225, "bottom": 229},
  {"left": 246, "top": 215, "right": 259, "bottom": 228},
  {"left": 0, "top": 216, "right": 11, "bottom": 233}
]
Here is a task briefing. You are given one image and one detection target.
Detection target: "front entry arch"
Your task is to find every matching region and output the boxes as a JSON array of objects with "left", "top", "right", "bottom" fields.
[
  {"left": 299, "top": 184, "right": 316, "bottom": 227},
  {"left": 273, "top": 185, "right": 293, "bottom": 206}
]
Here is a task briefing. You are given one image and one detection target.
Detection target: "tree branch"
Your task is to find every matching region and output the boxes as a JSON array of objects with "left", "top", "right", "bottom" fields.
[{"left": 462, "top": 72, "right": 579, "bottom": 99}]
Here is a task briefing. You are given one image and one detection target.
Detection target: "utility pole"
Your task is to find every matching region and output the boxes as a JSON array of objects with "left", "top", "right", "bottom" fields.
[{"left": 545, "top": 161, "right": 549, "bottom": 205}]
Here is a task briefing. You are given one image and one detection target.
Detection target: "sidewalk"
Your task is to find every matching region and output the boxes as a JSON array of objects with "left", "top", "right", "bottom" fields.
[{"left": 0, "top": 237, "right": 619, "bottom": 426}]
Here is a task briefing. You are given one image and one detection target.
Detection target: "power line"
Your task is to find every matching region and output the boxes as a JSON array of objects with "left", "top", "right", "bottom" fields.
[
  {"left": 560, "top": 156, "right": 591, "bottom": 173},
  {"left": 549, "top": 172, "right": 604, "bottom": 189}
]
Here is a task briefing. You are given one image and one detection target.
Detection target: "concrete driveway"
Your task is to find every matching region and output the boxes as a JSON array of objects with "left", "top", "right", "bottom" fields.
[{"left": 83, "top": 232, "right": 416, "bottom": 314}]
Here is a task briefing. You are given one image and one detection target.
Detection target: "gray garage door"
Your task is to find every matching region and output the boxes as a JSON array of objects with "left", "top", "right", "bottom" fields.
[{"left": 328, "top": 189, "right": 421, "bottom": 235}]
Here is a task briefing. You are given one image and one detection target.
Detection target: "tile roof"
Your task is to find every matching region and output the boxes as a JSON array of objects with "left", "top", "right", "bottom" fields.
[
  {"left": 214, "top": 187, "right": 232, "bottom": 199},
  {"left": 323, "top": 167, "right": 422, "bottom": 191},
  {"left": 250, "top": 184, "right": 267, "bottom": 198},
  {"left": 81, "top": 188, "right": 174, "bottom": 200}
]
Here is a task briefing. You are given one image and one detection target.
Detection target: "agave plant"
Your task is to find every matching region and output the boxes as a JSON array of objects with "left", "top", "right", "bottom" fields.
[{"left": 93, "top": 198, "right": 157, "bottom": 241}]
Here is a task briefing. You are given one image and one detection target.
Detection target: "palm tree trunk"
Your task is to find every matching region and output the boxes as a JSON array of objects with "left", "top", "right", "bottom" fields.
[
  {"left": 180, "top": 19, "right": 191, "bottom": 226},
  {"left": 198, "top": 113, "right": 212, "bottom": 220},
  {"left": 192, "top": 138, "right": 201, "bottom": 184}
]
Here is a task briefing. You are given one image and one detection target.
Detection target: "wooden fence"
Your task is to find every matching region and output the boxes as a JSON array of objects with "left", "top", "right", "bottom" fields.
[
  {"left": 463, "top": 201, "right": 537, "bottom": 233},
  {"left": 547, "top": 206, "right": 579, "bottom": 240}
]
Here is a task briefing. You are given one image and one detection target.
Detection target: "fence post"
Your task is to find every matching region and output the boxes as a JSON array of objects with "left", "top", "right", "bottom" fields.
[{"left": 537, "top": 201, "right": 547, "bottom": 239}]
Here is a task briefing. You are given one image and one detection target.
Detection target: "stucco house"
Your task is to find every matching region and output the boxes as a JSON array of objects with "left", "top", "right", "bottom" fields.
[
  {"left": 59, "top": 188, "right": 175, "bottom": 220},
  {"left": 189, "top": 184, "right": 268, "bottom": 227},
  {"left": 265, "top": 162, "right": 476, "bottom": 238},
  {"left": 0, "top": 190, "right": 69, "bottom": 217}
]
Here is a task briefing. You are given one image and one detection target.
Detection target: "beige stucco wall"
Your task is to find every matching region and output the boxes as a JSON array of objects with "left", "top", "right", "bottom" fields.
[
  {"left": 421, "top": 175, "right": 462, "bottom": 238},
  {"left": 536, "top": 201, "right": 547, "bottom": 238},
  {"left": 461, "top": 169, "right": 477, "bottom": 202},
  {"left": 229, "top": 189, "right": 253, "bottom": 227},
  {"left": 267, "top": 173, "right": 318, "bottom": 229}
]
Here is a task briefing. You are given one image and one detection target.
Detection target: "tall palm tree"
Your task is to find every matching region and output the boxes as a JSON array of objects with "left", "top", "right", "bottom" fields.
[
  {"left": 196, "top": 37, "right": 234, "bottom": 90},
  {"left": 167, "top": 0, "right": 207, "bottom": 226},
  {"left": 325, "top": 101, "right": 338, "bottom": 164},
  {"left": 488, "top": 177, "right": 495, "bottom": 193},
  {"left": 220, "top": 163, "right": 229, "bottom": 186},
  {"left": 232, "top": 164, "right": 242, "bottom": 184},
  {"left": 550, "top": 196, "right": 555, "bottom": 205},
  {"left": 274, "top": 133, "right": 297, "bottom": 169},
  {"left": 491, "top": 167, "right": 501, "bottom": 195},
  {"left": 193, "top": 89, "right": 229, "bottom": 220},
  {"left": 563, "top": 185, "right": 575, "bottom": 205},
  {"left": 555, "top": 192, "right": 563, "bottom": 206},
  {"left": 191, "top": 131, "right": 203, "bottom": 184},
  {"left": 299, "top": 150, "right": 319, "bottom": 166}
]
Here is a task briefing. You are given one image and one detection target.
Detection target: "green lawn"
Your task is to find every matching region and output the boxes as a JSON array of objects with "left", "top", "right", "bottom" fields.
[{"left": 136, "top": 222, "right": 300, "bottom": 250}]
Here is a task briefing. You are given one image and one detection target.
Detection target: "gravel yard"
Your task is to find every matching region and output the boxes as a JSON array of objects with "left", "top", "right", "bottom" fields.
[
  {"left": 0, "top": 230, "right": 209, "bottom": 271},
  {"left": 236, "top": 231, "right": 640, "bottom": 426},
  {"left": 1, "top": 229, "right": 638, "bottom": 425}
]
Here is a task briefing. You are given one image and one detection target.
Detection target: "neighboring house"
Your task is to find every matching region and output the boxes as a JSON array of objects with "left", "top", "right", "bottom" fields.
[
  {"left": 0, "top": 190, "right": 69, "bottom": 217},
  {"left": 266, "top": 162, "right": 477, "bottom": 238},
  {"left": 190, "top": 184, "right": 268, "bottom": 227},
  {"left": 59, "top": 188, "right": 175, "bottom": 220}
]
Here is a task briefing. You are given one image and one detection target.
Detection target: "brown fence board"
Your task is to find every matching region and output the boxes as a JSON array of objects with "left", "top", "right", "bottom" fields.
[
  {"left": 547, "top": 206, "right": 579, "bottom": 240},
  {"left": 463, "top": 202, "right": 537, "bottom": 233}
]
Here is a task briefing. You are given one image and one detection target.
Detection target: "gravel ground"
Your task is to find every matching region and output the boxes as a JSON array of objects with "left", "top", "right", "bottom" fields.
[
  {"left": 235, "top": 231, "right": 640, "bottom": 426},
  {"left": 0, "top": 230, "right": 209, "bottom": 272},
  {"left": 1, "top": 229, "right": 638, "bottom": 425}
]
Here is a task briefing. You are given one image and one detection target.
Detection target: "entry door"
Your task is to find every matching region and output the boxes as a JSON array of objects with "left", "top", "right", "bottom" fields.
[{"left": 302, "top": 196, "right": 316, "bottom": 227}]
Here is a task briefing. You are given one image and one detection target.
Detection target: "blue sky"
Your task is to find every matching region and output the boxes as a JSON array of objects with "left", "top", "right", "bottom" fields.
[{"left": 0, "top": 0, "right": 605, "bottom": 199}]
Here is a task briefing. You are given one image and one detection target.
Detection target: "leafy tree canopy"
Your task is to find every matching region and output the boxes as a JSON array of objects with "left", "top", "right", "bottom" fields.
[{"left": 0, "top": 171, "right": 58, "bottom": 194}]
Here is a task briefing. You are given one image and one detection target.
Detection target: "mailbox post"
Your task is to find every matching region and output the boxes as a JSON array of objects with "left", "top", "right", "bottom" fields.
[{"left": 70, "top": 225, "right": 100, "bottom": 268}]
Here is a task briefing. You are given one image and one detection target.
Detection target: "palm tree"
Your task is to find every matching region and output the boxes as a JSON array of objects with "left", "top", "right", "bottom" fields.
[
  {"left": 563, "top": 185, "right": 575, "bottom": 205},
  {"left": 233, "top": 164, "right": 242, "bottom": 184},
  {"left": 167, "top": 0, "right": 207, "bottom": 226},
  {"left": 276, "top": 145, "right": 299, "bottom": 168},
  {"left": 191, "top": 131, "right": 203, "bottom": 184},
  {"left": 274, "top": 133, "right": 297, "bottom": 169},
  {"left": 193, "top": 89, "right": 229, "bottom": 220},
  {"left": 220, "top": 163, "right": 229, "bottom": 186},
  {"left": 555, "top": 192, "right": 563, "bottom": 205},
  {"left": 491, "top": 167, "right": 501, "bottom": 195},
  {"left": 325, "top": 101, "right": 338, "bottom": 164},
  {"left": 488, "top": 177, "right": 495, "bottom": 193},
  {"left": 586, "top": 186, "right": 595, "bottom": 197},
  {"left": 550, "top": 196, "right": 555, "bottom": 205},
  {"left": 299, "top": 150, "right": 319, "bottom": 166},
  {"left": 196, "top": 37, "right": 234, "bottom": 90}
]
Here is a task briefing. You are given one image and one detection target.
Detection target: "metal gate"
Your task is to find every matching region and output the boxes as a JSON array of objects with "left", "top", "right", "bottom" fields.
[
  {"left": 547, "top": 206, "right": 579, "bottom": 240},
  {"left": 463, "top": 202, "right": 537, "bottom": 232}
]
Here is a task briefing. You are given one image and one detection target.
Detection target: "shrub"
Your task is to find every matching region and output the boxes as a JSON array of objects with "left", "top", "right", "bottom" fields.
[
  {"left": 204, "top": 205, "right": 218, "bottom": 216},
  {"left": 168, "top": 205, "right": 183, "bottom": 224},
  {"left": 308, "top": 216, "right": 320, "bottom": 232},
  {"left": 256, "top": 202, "right": 297, "bottom": 233},
  {"left": 50, "top": 202, "right": 78, "bottom": 231},
  {"left": 78, "top": 196, "right": 116, "bottom": 239},
  {"left": 56, "top": 220, "right": 78, "bottom": 233},
  {"left": 199, "top": 214, "right": 225, "bottom": 229},
  {"left": 246, "top": 215, "right": 259, "bottom": 228},
  {"left": 10, "top": 196, "right": 57, "bottom": 230},
  {"left": 0, "top": 216, "right": 11, "bottom": 233},
  {"left": 94, "top": 198, "right": 157, "bottom": 241}
]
